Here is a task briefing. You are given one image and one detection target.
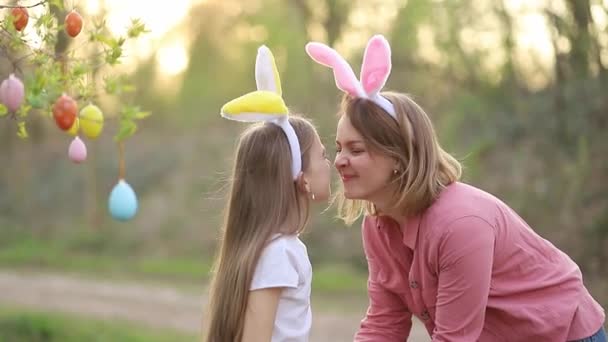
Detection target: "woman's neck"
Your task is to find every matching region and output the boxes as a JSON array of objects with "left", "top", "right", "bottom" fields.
[
  {"left": 375, "top": 204, "right": 407, "bottom": 225},
  {"left": 370, "top": 185, "right": 407, "bottom": 224}
]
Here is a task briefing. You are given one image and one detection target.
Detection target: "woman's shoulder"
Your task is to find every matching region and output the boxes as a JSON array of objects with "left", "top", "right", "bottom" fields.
[{"left": 426, "top": 182, "right": 502, "bottom": 227}]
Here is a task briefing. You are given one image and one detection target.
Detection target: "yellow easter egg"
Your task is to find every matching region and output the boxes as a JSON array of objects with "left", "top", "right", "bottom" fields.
[
  {"left": 79, "top": 103, "right": 104, "bottom": 139},
  {"left": 67, "top": 117, "right": 79, "bottom": 136}
]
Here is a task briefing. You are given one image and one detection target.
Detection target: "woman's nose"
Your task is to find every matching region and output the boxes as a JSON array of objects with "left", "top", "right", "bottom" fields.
[{"left": 334, "top": 152, "right": 348, "bottom": 169}]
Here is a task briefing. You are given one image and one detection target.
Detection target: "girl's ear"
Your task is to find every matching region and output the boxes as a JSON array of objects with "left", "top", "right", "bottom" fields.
[{"left": 295, "top": 171, "right": 311, "bottom": 194}]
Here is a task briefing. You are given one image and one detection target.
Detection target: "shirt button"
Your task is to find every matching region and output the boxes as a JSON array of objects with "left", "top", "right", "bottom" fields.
[
  {"left": 409, "top": 280, "right": 419, "bottom": 289},
  {"left": 421, "top": 309, "right": 430, "bottom": 321}
]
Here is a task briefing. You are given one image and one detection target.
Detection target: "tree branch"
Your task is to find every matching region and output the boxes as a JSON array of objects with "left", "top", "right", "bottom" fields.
[{"left": 0, "top": 0, "right": 48, "bottom": 9}]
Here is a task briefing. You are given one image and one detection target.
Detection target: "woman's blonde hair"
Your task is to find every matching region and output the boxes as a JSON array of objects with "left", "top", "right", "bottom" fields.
[
  {"left": 203, "top": 115, "right": 318, "bottom": 342},
  {"left": 335, "top": 92, "right": 462, "bottom": 225}
]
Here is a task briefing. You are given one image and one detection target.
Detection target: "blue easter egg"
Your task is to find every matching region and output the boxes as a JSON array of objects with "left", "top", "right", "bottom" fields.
[{"left": 108, "top": 179, "right": 138, "bottom": 221}]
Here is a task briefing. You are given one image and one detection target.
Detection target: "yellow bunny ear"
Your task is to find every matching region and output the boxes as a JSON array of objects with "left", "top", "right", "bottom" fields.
[
  {"left": 255, "top": 45, "right": 282, "bottom": 96},
  {"left": 219, "top": 44, "right": 301, "bottom": 179},
  {"left": 220, "top": 90, "right": 288, "bottom": 122}
]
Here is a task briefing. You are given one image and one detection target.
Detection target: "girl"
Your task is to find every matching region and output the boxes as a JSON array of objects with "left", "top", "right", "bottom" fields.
[
  {"left": 306, "top": 35, "right": 605, "bottom": 341},
  {"left": 203, "top": 45, "right": 331, "bottom": 342}
]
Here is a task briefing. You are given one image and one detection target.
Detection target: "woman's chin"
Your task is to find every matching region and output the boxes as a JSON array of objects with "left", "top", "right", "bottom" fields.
[{"left": 343, "top": 189, "right": 366, "bottom": 200}]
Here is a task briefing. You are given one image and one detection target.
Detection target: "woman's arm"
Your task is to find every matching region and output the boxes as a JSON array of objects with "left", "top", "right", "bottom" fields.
[
  {"left": 355, "top": 219, "right": 413, "bottom": 341},
  {"left": 432, "top": 216, "right": 495, "bottom": 341},
  {"left": 355, "top": 260, "right": 413, "bottom": 341},
  {"left": 242, "top": 287, "right": 282, "bottom": 342}
]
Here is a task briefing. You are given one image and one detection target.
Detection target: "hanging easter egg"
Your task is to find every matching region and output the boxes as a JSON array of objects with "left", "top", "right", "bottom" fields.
[
  {"left": 108, "top": 179, "right": 138, "bottom": 221},
  {"left": 67, "top": 117, "right": 80, "bottom": 136},
  {"left": 65, "top": 10, "right": 83, "bottom": 38},
  {"left": 52, "top": 94, "right": 77, "bottom": 130},
  {"left": 79, "top": 103, "right": 104, "bottom": 139},
  {"left": 68, "top": 136, "right": 87, "bottom": 163},
  {"left": 11, "top": 7, "right": 28, "bottom": 32},
  {"left": 0, "top": 74, "right": 25, "bottom": 112}
]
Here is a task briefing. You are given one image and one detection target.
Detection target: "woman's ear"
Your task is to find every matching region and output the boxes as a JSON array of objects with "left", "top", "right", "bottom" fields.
[
  {"left": 295, "top": 171, "right": 311, "bottom": 194},
  {"left": 393, "top": 159, "right": 401, "bottom": 171}
]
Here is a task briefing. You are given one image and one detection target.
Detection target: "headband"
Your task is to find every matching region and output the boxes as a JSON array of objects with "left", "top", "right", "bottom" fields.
[
  {"left": 305, "top": 34, "right": 396, "bottom": 118},
  {"left": 220, "top": 45, "right": 302, "bottom": 179}
]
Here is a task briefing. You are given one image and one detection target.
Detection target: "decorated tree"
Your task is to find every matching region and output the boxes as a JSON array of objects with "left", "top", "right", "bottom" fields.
[{"left": 0, "top": 0, "right": 150, "bottom": 221}]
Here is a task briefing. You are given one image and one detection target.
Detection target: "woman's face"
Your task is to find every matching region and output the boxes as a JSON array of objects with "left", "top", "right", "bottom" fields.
[{"left": 334, "top": 115, "right": 396, "bottom": 202}]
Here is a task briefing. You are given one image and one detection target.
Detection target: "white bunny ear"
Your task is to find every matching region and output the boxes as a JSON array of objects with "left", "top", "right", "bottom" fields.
[
  {"left": 360, "top": 35, "right": 392, "bottom": 96},
  {"left": 255, "top": 45, "right": 282, "bottom": 96}
]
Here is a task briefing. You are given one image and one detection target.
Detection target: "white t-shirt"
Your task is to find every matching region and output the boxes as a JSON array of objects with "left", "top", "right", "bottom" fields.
[{"left": 250, "top": 234, "right": 312, "bottom": 342}]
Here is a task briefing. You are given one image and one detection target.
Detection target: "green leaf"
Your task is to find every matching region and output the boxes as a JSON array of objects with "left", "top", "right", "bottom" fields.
[
  {"left": 50, "top": 0, "right": 65, "bottom": 10},
  {"left": 26, "top": 93, "right": 45, "bottom": 109},
  {"left": 36, "top": 12, "right": 57, "bottom": 29},
  {"left": 134, "top": 111, "right": 151, "bottom": 120},
  {"left": 0, "top": 104, "right": 7, "bottom": 117},
  {"left": 71, "top": 62, "right": 90, "bottom": 78},
  {"left": 120, "top": 106, "right": 150, "bottom": 120},
  {"left": 16, "top": 105, "right": 31, "bottom": 118},
  {"left": 114, "top": 120, "right": 137, "bottom": 141},
  {"left": 122, "top": 84, "right": 136, "bottom": 93},
  {"left": 104, "top": 76, "right": 135, "bottom": 95},
  {"left": 105, "top": 46, "right": 123, "bottom": 65},
  {"left": 92, "top": 33, "right": 114, "bottom": 46},
  {"left": 127, "top": 19, "right": 150, "bottom": 38},
  {"left": 17, "top": 122, "right": 28, "bottom": 139}
]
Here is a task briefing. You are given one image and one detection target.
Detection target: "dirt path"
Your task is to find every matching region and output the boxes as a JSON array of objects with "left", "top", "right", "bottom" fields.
[{"left": 0, "top": 270, "right": 429, "bottom": 341}]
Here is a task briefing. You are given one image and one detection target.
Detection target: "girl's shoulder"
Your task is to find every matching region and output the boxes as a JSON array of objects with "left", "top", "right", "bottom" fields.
[
  {"left": 251, "top": 234, "right": 310, "bottom": 290},
  {"left": 264, "top": 234, "right": 308, "bottom": 259}
]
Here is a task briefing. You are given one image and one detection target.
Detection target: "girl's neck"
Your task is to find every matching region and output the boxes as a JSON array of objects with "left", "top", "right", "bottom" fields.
[{"left": 278, "top": 194, "right": 309, "bottom": 235}]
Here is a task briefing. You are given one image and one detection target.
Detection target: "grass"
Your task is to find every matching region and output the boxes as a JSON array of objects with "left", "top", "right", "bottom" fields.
[
  {"left": 0, "top": 307, "right": 195, "bottom": 342},
  {"left": 313, "top": 263, "right": 368, "bottom": 293},
  {"left": 0, "top": 238, "right": 210, "bottom": 282},
  {"left": 0, "top": 237, "right": 368, "bottom": 294}
]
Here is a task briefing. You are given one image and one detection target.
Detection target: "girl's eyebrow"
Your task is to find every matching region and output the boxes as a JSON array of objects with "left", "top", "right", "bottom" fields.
[{"left": 335, "top": 140, "right": 364, "bottom": 146}]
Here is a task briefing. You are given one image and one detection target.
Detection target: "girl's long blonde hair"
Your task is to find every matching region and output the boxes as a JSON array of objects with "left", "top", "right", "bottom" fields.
[
  {"left": 204, "top": 116, "right": 318, "bottom": 342},
  {"left": 335, "top": 92, "right": 462, "bottom": 225}
]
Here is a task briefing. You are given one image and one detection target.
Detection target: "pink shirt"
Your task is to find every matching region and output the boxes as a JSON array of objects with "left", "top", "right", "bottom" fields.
[{"left": 356, "top": 182, "right": 605, "bottom": 341}]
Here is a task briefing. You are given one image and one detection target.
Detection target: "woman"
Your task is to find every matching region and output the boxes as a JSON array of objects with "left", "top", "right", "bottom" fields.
[{"left": 306, "top": 35, "right": 606, "bottom": 341}]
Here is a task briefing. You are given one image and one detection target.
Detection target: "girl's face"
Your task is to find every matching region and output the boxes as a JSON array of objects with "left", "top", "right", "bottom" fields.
[
  {"left": 303, "top": 134, "right": 332, "bottom": 202},
  {"left": 334, "top": 115, "right": 396, "bottom": 203}
]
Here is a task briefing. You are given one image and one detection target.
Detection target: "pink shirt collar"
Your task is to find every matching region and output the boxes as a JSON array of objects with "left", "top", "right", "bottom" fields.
[{"left": 376, "top": 214, "right": 423, "bottom": 250}]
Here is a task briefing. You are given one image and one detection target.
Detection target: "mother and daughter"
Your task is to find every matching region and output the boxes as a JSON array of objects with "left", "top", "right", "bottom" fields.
[{"left": 202, "top": 35, "right": 605, "bottom": 342}]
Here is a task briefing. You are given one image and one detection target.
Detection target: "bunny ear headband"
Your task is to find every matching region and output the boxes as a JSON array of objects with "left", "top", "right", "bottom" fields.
[
  {"left": 305, "top": 34, "right": 396, "bottom": 119},
  {"left": 221, "top": 46, "right": 302, "bottom": 180}
]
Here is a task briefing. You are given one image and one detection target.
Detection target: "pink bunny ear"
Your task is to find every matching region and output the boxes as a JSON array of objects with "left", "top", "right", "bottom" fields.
[
  {"left": 360, "top": 35, "right": 392, "bottom": 96},
  {"left": 305, "top": 42, "right": 365, "bottom": 97}
]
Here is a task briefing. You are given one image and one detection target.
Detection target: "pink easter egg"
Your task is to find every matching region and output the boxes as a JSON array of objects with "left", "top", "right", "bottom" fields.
[
  {"left": 0, "top": 74, "right": 25, "bottom": 112},
  {"left": 68, "top": 136, "right": 87, "bottom": 163}
]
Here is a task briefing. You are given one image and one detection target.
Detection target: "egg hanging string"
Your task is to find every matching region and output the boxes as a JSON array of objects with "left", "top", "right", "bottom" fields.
[{"left": 118, "top": 140, "right": 125, "bottom": 180}]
